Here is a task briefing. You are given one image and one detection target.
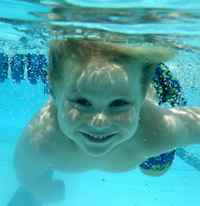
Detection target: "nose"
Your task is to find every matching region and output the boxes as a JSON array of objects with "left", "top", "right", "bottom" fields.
[{"left": 89, "top": 112, "right": 111, "bottom": 130}]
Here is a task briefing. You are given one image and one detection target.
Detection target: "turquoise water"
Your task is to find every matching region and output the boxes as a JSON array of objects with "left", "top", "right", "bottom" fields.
[{"left": 0, "top": 0, "right": 200, "bottom": 205}]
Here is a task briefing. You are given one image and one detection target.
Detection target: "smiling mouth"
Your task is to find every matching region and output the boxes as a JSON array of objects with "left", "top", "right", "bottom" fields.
[{"left": 80, "top": 132, "right": 117, "bottom": 143}]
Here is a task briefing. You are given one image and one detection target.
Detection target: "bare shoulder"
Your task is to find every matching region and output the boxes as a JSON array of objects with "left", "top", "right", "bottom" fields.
[
  {"left": 27, "top": 99, "right": 58, "bottom": 142},
  {"left": 15, "top": 99, "right": 61, "bottom": 161},
  {"left": 139, "top": 99, "right": 180, "bottom": 157},
  {"left": 13, "top": 100, "right": 59, "bottom": 183},
  {"left": 136, "top": 99, "right": 200, "bottom": 159}
]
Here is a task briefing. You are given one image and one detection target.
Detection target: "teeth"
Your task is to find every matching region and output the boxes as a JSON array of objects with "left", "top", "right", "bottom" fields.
[
  {"left": 81, "top": 132, "right": 116, "bottom": 142},
  {"left": 88, "top": 134, "right": 108, "bottom": 139}
]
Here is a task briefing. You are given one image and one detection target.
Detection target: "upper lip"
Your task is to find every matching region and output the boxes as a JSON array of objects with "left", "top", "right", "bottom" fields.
[{"left": 80, "top": 131, "right": 118, "bottom": 137}]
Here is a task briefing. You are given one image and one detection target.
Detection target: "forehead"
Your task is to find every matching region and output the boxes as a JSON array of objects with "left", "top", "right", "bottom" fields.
[{"left": 63, "top": 56, "right": 143, "bottom": 99}]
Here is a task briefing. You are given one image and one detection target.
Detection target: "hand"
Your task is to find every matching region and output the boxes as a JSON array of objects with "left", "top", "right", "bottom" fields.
[
  {"left": 51, "top": 179, "right": 66, "bottom": 202},
  {"left": 31, "top": 179, "right": 66, "bottom": 204}
]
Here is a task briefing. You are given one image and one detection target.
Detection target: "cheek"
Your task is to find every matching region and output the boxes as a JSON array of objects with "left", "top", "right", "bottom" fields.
[
  {"left": 67, "top": 108, "right": 81, "bottom": 122},
  {"left": 112, "top": 108, "right": 138, "bottom": 125},
  {"left": 58, "top": 101, "right": 81, "bottom": 124}
]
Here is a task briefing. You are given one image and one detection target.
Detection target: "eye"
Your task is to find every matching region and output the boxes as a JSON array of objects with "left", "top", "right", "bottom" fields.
[
  {"left": 75, "top": 98, "right": 91, "bottom": 107},
  {"left": 110, "top": 99, "right": 130, "bottom": 107},
  {"left": 69, "top": 98, "right": 130, "bottom": 108}
]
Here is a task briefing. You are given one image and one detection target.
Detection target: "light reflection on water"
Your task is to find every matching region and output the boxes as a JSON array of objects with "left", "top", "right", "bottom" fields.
[
  {"left": 0, "top": 0, "right": 199, "bottom": 100},
  {"left": 0, "top": 0, "right": 200, "bottom": 45}
]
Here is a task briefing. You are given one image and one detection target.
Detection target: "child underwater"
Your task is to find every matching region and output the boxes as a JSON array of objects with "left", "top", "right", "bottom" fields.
[{"left": 7, "top": 38, "right": 200, "bottom": 205}]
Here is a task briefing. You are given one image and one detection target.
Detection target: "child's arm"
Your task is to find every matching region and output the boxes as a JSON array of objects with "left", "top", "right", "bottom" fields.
[
  {"left": 141, "top": 101, "right": 200, "bottom": 157},
  {"left": 14, "top": 132, "right": 65, "bottom": 204},
  {"left": 168, "top": 106, "right": 200, "bottom": 146}
]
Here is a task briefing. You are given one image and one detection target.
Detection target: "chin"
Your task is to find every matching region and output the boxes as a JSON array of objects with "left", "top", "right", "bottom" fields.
[
  {"left": 82, "top": 146, "right": 112, "bottom": 158},
  {"left": 78, "top": 137, "right": 127, "bottom": 158}
]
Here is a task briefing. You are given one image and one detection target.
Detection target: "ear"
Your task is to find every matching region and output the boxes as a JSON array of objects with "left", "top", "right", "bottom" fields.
[
  {"left": 48, "top": 86, "right": 56, "bottom": 102},
  {"left": 141, "top": 63, "right": 157, "bottom": 98}
]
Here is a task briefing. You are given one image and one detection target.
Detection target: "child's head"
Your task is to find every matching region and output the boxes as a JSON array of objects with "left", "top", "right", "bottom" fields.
[{"left": 48, "top": 38, "right": 174, "bottom": 157}]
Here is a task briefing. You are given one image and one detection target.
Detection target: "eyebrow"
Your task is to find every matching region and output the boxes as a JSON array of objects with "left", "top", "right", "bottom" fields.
[
  {"left": 70, "top": 87, "right": 133, "bottom": 97},
  {"left": 68, "top": 89, "right": 80, "bottom": 96},
  {"left": 67, "top": 92, "right": 134, "bottom": 103}
]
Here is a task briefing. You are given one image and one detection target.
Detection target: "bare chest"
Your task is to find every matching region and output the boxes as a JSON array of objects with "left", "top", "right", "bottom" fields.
[{"left": 45, "top": 136, "right": 146, "bottom": 173}]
